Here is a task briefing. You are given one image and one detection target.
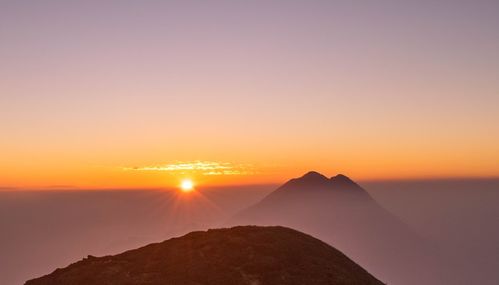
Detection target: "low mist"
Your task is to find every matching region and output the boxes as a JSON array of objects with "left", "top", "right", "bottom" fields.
[{"left": 1, "top": 179, "right": 498, "bottom": 285}]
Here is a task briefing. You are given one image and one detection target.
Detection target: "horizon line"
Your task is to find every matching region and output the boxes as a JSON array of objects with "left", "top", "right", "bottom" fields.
[{"left": 2, "top": 175, "right": 499, "bottom": 191}]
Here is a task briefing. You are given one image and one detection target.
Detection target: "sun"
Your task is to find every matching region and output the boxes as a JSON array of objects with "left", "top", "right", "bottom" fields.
[{"left": 180, "top": 179, "right": 194, "bottom": 192}]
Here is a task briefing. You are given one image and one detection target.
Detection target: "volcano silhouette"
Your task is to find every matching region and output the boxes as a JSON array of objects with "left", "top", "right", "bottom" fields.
[{"left": 230, "top": 171, "right": 445, "bottom": 285}]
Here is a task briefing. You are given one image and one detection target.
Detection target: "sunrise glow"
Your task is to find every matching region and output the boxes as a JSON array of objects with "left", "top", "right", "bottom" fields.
[
  {"left": 2, "top": 2, "right": 499, "bottom": 284},
  {"left": 0, "top": 0, "right": 497, "bottom": 191},
  {"left": 180, "top": 179, "right": 194, "bottom": 192}
]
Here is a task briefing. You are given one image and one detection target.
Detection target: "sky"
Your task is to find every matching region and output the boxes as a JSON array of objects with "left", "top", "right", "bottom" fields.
[{"left": 1, "top": 0, "right": 498, "bottom": 189}]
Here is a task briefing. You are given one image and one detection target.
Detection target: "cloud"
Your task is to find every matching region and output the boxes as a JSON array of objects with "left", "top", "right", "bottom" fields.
[{"left": 123, "top": 161, "right": 255, "bottom": 176}]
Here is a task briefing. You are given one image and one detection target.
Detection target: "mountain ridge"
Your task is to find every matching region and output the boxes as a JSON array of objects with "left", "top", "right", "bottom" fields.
[
  {"left": 25, "top": 226, "right": 385, "bottom": 285},
  {"left": 229, "top": 171, "right": 445, "bottom": 285},
  {"left": 260, "top": 171, "right": 372, "bottom": 205}
]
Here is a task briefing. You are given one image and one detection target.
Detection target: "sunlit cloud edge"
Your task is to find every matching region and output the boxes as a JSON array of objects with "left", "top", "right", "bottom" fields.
[{"left": 122, "top": 160, "right": 257, "bottom": 176}]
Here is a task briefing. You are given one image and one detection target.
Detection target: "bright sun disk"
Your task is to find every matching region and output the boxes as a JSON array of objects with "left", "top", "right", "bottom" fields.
[{"left": 180, "top": 179, "right": 194, "bottom": 192}]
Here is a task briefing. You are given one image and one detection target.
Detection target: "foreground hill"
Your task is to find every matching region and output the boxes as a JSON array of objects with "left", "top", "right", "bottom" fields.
[
  {"left": 25, "top": 226, "right": 383, "bottom": 285},
  {"left": 230, "top": 171, "right": 445, "bottom": 285}
]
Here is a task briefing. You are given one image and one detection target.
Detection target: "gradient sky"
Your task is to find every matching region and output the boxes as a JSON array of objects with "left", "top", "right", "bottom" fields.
[{"left": 1, "top": 0, "right": 498, "bottom": 188}]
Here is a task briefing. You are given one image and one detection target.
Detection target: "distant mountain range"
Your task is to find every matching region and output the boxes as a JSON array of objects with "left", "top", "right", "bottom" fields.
[
  {"left": 25, "top": 226, "right": 384, "bottom": 285},
  {"left": 230, "top": 171, "right": 446, "bottom": 285}
]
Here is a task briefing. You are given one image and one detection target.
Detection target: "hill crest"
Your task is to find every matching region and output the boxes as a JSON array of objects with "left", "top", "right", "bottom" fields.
[{"left": 25, "top": 226, "right": 384, "bottom": 285}]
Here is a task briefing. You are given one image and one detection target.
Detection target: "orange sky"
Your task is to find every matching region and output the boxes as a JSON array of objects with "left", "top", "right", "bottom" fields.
[{"left": 1, "top": 1, "right": 498, "bottom": 189}]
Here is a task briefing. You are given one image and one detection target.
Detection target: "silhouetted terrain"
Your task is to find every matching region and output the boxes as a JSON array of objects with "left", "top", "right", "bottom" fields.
[
  {"left": 231, "top": 172, "right": 445, "bottom": 285},
  {"left": 2, "top": 179, "right": 498, "bottom": 284},
  {"left": 25, "top": 226, "right": 384, "bottom": 285},
  {"left": 0, "top": 186, "right": 273, "bottom": 285}
]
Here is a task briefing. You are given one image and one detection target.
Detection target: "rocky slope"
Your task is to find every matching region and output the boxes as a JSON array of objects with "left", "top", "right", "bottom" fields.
[{"left": 26, "top": 226, "right": 384, "bottom": 285}]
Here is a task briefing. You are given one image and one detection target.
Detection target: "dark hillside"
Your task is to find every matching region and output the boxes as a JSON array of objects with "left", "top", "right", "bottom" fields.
[{"left": 26, "top": 226, "right": 384, "bottom": 285}]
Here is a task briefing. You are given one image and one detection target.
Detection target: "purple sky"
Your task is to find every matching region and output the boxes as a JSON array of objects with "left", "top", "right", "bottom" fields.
[{"left": 1, "top": 0, "right": 498, "bottom": 187}]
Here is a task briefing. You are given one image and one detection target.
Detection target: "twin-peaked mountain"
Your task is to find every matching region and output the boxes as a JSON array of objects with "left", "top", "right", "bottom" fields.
[
  {"left": 230, "top": 171, "right": 445, "bottom": 285},
  {"left": 261, "top": 171, "right": 370, "bottom": 202},
  {"left": 23, "top": 172, "right": 450, "bottom": 285}
]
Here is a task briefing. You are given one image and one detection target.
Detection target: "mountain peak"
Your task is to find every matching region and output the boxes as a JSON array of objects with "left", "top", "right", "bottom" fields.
[
  {"left": 302, "top": 171, "right": 328, "bottom": 180},
  {"left": 269, "top": 171, "right": 368, "bottom": 199},
  {"left": 275, "top": 171, "right": 330, "bottom": 192},
  {"left": 291, "top": 171, "right": 330, "bottom": 186},
  {"left": 331, "top": 174, "right": 354, "bottom": 183},
  {"left": 330, "top": 174, "right": 365, "bottom": 192}
]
